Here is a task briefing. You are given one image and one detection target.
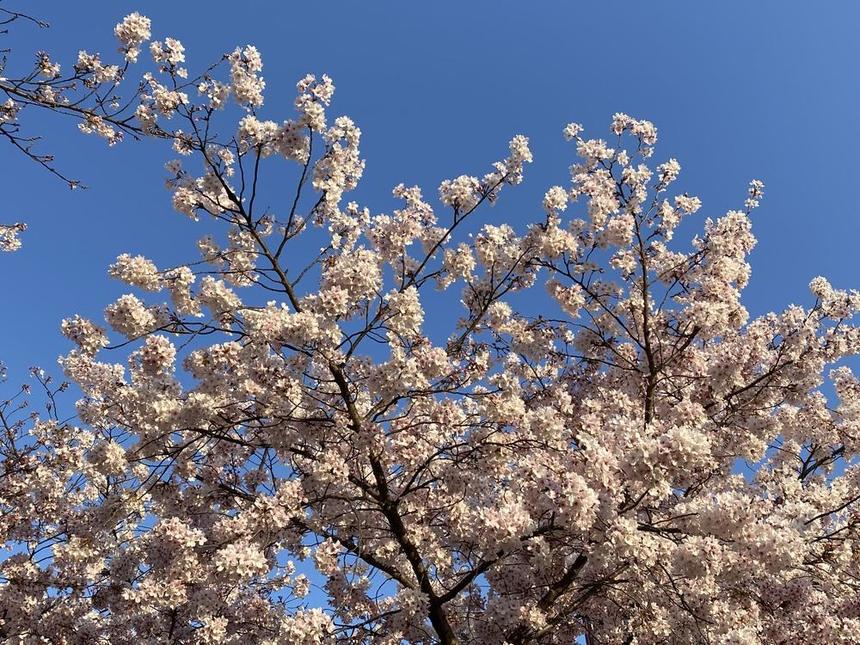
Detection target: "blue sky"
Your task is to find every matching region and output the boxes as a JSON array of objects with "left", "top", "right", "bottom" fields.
[{"left": 2, "top": 0, "right": 858, "bottom": 388}]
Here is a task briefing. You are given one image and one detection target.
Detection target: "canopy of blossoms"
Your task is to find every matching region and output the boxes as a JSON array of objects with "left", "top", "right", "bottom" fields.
[{"left": 0, "top": 10, "right": 859, "bottom": 645}]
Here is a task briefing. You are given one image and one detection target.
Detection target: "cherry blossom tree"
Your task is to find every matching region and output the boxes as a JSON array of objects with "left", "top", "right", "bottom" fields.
[{"left": 2, "top": 10, "right": 860, "bottom": 645}]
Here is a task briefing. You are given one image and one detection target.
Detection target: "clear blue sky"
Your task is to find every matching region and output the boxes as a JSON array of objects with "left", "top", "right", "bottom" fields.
[{"left": 2, "top": 1, "right": 858, "bottom": 386}]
